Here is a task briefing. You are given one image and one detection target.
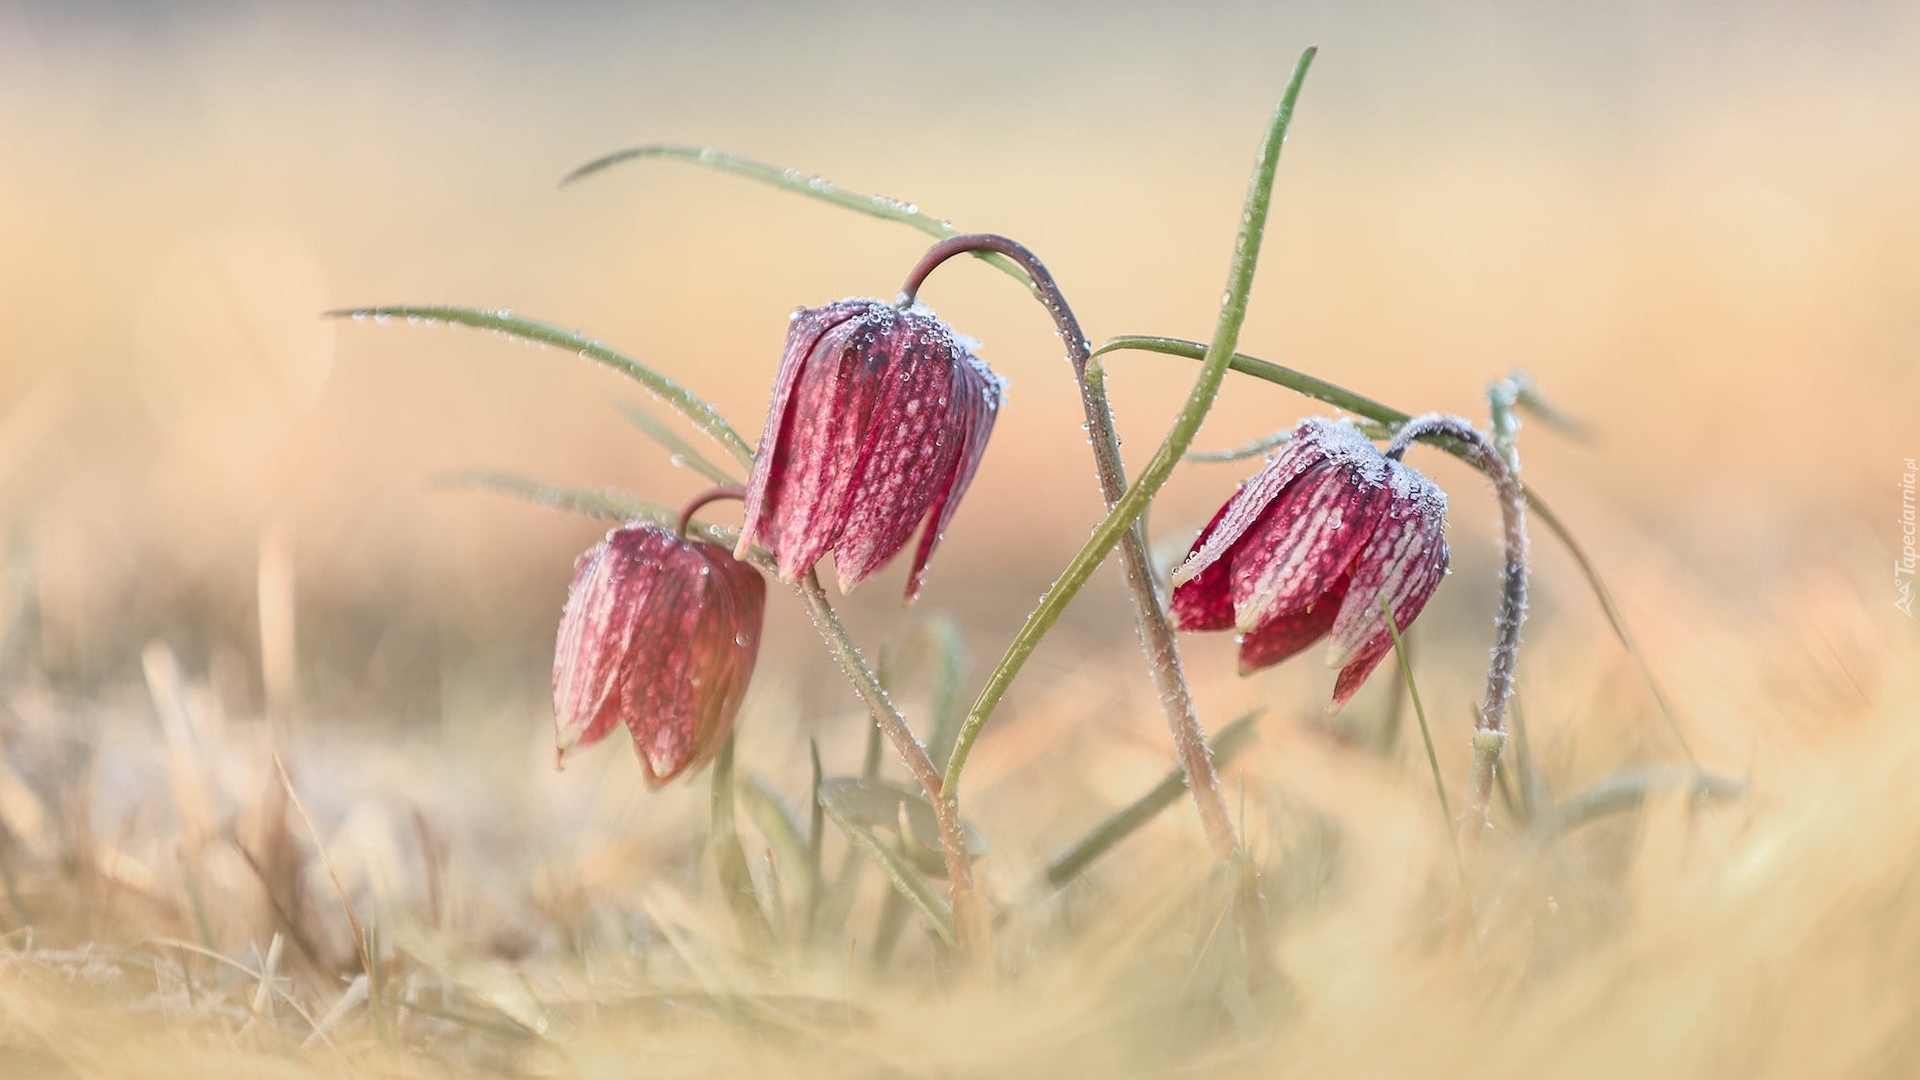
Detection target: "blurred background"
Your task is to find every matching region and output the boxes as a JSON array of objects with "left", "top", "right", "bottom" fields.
[
  {"left": 0, "top": 0, "right": 1913, "bottom": 765},
  {"left": 2, "top": 4, "right": 1919, "bottom": 1073}
]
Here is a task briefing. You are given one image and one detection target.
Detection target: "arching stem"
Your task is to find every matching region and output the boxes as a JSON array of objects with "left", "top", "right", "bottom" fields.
[
  {"left": 1387, "top": 414, "right": 1529, "bottom": 862},
  {"left": 676, "top": 485, "right": 746, "bottom": 538},
  {"left": 902, "top": 233, "right": 1239, "bottom": 861},
  {"left": 791, "top": 570, "right": 989, "bottom": 962}
]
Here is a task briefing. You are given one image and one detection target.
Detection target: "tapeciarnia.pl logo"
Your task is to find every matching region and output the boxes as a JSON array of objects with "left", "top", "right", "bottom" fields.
[{"left": 1899, "top": 458, "right": 1917, "bottom": 618}]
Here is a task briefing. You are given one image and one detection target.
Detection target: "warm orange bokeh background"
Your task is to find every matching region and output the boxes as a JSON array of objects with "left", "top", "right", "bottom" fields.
[{"left": 0, "top": 1, "right": 1913, "bottom": 728}]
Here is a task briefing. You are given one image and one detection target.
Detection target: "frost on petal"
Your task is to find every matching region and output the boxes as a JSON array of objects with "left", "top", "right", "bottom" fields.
[
  {"left": 622, "top": 536, "right": 766, "bottom": 786},
  {"left": 553, "top": 533, "right": 654, "bottom": 758},
  {"left": 761, "top": 305, "right": 896, "bottom": 581},
  {"left": 901, "top": 343, "right": 1001, "bottom": 602},
  {"left": 738, "top": 301, "right": 864, "bottom": 560},
  {"left": 1169, "top": 426, "right": 1323, "bottom": 588},
  {"left": 1237, "top": 573, "right": 1349, "bottom": 674},
  {"left": 1326, "top": 535, "right": 1447, "bottom": 711},
  {"left": 1169, "top": 502, "right": 1236, "bottom": 631},
  {"left": 1230, "top": 462, "right": 1388, "bottom": 634},
  {"left": 1324, "top": 473, "right": 1448, "bottom": 669},
  {"left": 553, "top": 524, "right": 766, "bottom": 786},
  {"left": 833, "top": 313, "right": 969, "bottom": 594}
]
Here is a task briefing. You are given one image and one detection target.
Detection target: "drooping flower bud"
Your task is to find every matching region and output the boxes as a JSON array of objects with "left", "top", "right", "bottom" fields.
[
  {"left": 1170, "top": 417, "right": 1449, "bottom": 710},
  {"left": 553, "top": 522, "right": 765, "bottom": 784},
  {"left": 736, "top": 298, "right": 1004, "bottom": 601}
]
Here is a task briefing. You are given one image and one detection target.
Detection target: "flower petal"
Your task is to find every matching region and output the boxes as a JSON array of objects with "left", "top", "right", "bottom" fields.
[
  {"left": 1169, "top": 425, "right": 1324, "bottom": 588},
  {"left": 737, "top": 302, "right": 863, "bottom": 561},
  {"left": 1169, "top": 501, "right": 1237, "bottom": 631},
  {"left": 553, "top": 530, "right": 657, "bottom": 758},
  {"left": 832, "top": 312, "right": 976, "bottom": 594},
  {"left": 623, "top": 538, "right": 766, "bottom": 785},
  {"left": 900, "top": 347, "right": 1001, "bottom": 602},
  {"left": 1237, "top": 572, "right": 1349, "bottom": 674},
  {"left": 760, "top": 306, "right": 897, "bottom": 581},
  {"left": 1324, "top": 472, "right": 1448, "bottom": 670},
  {"left": 1230, "top": 462, "right": 1390, "bottom": 634},
  {"left": 1326, "top": 534, "right": 1447, "bottom": 712}
]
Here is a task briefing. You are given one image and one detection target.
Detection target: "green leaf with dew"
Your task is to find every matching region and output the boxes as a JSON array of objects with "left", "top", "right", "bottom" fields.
[
  {"left": 1026, "top": 709, "right": 1264, "bottom": 901},
  {"left": 818, "top": 777, "right": 988, "bottom": 871},
  {"left": 944, "top": 46, "right": 1319, "bottom": 795},
  {"left": 329, "top": 305, "right": 753, "bottom": 466},
  {"left": 561, "top": 144, "right": 1037, "bottom": 296},
  {"left": 820, "top": 803, "right": 956, "bottom": 948},
  {"left": 739, "top": 775, "right": 812, "bottom": 922},
  {"left": 616, "top": 401, "right": 743, "bottom": 486}
]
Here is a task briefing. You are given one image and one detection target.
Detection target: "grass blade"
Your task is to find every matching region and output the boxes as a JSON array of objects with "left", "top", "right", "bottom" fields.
[
  {"left": 739, "top": 775, "right": 812, "bottom": 928},
  {"left": 329, "top": 305, "right": 753, "bottom": 465},
  {"left": 560, "top": 144, "right": 1037, "bottom": 295},
  {"left": 438, "top": 470, "right": 654, "bottom": 523},
  {"left": 710, "top": 733, "right": 775, "bottom": 951},
  {"left": 1381, "top": 596, "right": 1472, "bottom": 920},
  {"left": 946, "top": 46, "right": 1319, "bottom": 794},
  {"left": 440, "top": 471, "right": 761, "bottom": 559},
  {"left": 1530, "top": 766, "right": 1745, "bottom": 843},
  {"left": 821, "top": 804, "right": 956, "bottom": 948},
  {"left": 616, "top": 400, "right": 743, "bottom": 486},
  {"left": 1025, "top": 709, "right": 1264, "bottom": 901}
]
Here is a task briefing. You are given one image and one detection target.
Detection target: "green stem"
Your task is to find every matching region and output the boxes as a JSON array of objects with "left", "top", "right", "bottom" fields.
[
  {"left": 901, "top": 231, "right": 1239, "bottom": 860},
  {"left": 710, "top": 732, "right": 775, "bottom": 950},
  {"left": 1381, "top": 595, "right": 1472, "bottom": 923},
  {"left": 791, "top": 571, "right": 988, "bottom": 959},
  {"left": 1385, "top": 416, "right": 1528, "bottom": 861},
  {"left": 560, "top": 144, "right": 1041, "bottom": 298},
  {"left": 939, "top": 47, "right": 1318, "bottom": 849},
  {"left": 1024, "top": 711, "right": 1264, "bottom": 903}
]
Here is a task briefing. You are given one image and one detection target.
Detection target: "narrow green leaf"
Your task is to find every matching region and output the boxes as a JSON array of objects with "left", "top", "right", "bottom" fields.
[
  {"left": 437, "top": 470, "right": 653, "bottom": 523},
  {"left": 945, "top": 46, "right": 1319, "bottom": 793},
  {"left": 560, "top": 144, "right": 1037, "bottom": 295},
  {"left": 1382, "top": 595, "right": 1472, "bottom": 918},
  {"left": 821, "top": 804, "right": 956, "bottom": 948},
  {"left": 441, "top": 471, "right": 767, "bottom": 569},
  {"left": 804, "top": 739, "right": 825, "bottom": 940},
  {"left": 710, "top": 734, "right": 776, "bottom": 950},
  {"left": 818, "top": 777, "right": 988, "bottom": 864},
  {"left": 1530, "top": 767, "right": 1744, "bottom": 843},
  {"left": 1027, "top": 710, "right": 1264, "bottom": 899},
  {"left": 739, "top": 775, "right": 812, "bottom": 924},
  {"left": 1092, "top": 334, "right": 1411, "bottom": 428},
  {"left": 328, "top": 305, "right": 753, "bottom": 465},
  {"left": 616, "top": 401, "right": 743, "bottom": 486},
  {"left": 1524, "top": 492, "right": 1697, "bottom": 764}
]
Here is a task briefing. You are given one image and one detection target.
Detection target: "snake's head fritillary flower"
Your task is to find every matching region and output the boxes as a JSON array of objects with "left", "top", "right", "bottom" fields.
[
  {"left": 553, "top": 522, "right": 766, "bottom": 785},
  {"left": 1169, "top": 417, "right": 1449, "bottom": 710},
  {"left": 735, "top": 298, "right": 1004, "bottom": 602}
]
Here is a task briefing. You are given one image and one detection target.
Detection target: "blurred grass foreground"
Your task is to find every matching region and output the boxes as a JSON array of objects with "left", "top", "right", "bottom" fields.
[{"left": 2, "top": 2, "right": 1919, "bottom": 1077}]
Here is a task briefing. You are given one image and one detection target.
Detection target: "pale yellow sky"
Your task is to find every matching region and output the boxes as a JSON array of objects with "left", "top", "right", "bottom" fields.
[{"left": 0, "top": 1, "right": 1913, "bottom": 703}]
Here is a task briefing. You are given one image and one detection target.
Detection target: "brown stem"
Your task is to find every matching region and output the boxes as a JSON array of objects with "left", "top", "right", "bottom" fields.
[
  {"left": 676, "top": 485, "right": 746, "bottom": 538},
  {"left": 1387, "top": 414, "right": 1528, "bottom": 862},
  {"left": 901, "top": 234, "right": 1240, "bottom": 861},
  {"left": 792, "top": 570, "right": 989, "bottom": 960}
]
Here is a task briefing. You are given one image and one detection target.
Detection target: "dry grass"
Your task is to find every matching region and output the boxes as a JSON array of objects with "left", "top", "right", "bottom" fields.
[{"left": 0, "top": 549, "right": 1911, "bottom": 1080}]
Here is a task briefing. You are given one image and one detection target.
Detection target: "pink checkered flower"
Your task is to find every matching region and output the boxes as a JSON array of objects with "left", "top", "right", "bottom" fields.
[
  {"left": 1170, "top": 417, "right": 1449, "bottom": 710},
  {"left": 735, "top": 299, "right": 1003, "bottom": 601},
  {"left": 553, "top": 522, "right": 765, "bottom": 784}
]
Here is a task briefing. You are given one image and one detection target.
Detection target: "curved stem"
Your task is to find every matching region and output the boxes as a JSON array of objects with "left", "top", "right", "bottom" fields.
[
  {"left": 1387, "top": 414, "right": 1529, "bottom": 862},
  {"left": 790, "top": 570, "right": 988, "bottom": 959},
  {"left": 929, "top": 52, "right": 1316, "bottom": 859},
  {"left": 902, "top": 233, "right": 1238, "bottom": 861},
  {"left": 676, "top": 485, "right": 746, "bottom": 538}
]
